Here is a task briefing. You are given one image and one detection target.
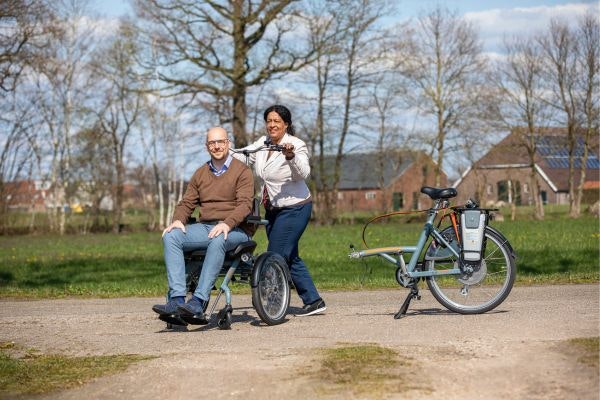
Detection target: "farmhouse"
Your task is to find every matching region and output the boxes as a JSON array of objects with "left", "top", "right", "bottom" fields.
[
  {"left": 1, "top": 180, "right": 147, "bottom": 213},
  {"left": 317, "top": 151, "right": 446, "bottom": 213},
  {"left": 2, "top": 180, "right": 51, "bottom": 212},
  {"left": 453, "top": 128, "right": 600, "bottom": 206}
]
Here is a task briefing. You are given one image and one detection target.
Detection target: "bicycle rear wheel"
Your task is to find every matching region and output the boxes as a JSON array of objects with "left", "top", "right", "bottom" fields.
[
  {"left": 425, "top": 226, "right": 516, "bottom": 314},
  {"left": 251, "top": 252, "right": 290, "bottom": 325}
]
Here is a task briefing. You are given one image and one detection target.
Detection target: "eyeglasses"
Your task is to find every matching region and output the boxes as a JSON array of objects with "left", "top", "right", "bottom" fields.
[{"left": 206, "top": 139, "right": 229, "bottom": 148}]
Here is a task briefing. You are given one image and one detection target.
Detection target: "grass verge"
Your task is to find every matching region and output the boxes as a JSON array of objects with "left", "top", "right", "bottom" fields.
[
  {"left": 567, "top": 337, "right": 599, "bottom": 368},
  {"left": 0, "top": 217, "right": 597, "bottom": 299},
  {"left": 0, "top": 341, "right": 154, "bottom": 396},
  {"left": 307, "top": 343, "right": 428, "bottom": 398}
]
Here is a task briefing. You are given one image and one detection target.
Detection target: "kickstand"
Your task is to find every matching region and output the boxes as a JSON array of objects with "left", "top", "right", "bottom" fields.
[{"left": 394, "top": 285, "right": 421, "bottom": 319}]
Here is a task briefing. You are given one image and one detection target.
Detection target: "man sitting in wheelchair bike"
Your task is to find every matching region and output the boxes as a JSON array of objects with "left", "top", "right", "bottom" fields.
[{"left": 152, "top": 126, "right": 255, "bottom": 326}]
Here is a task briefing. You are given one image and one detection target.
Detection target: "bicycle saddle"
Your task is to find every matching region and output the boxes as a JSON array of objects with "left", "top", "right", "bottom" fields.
[{"left": 421, "top": 186, "right": 457, "bottom": 200}]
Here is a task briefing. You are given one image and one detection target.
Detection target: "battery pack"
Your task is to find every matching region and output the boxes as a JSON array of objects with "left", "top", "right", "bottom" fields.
[{"left": 460, "top": 210, "right": 486, "bottom": 261}]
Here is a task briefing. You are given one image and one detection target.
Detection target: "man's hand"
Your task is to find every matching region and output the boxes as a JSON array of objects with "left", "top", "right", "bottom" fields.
[
  {"left": 162, "top": 220, "right": 186, "bottom": 237},
  {"left": 208, "top": 222, "right": 231, "bottom": 240}
]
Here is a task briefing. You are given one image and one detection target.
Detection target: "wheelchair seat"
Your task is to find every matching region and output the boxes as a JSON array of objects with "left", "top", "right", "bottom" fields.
[
  {"left": 184, "top": 240, "right": 257, "bottom": 261},
  {"left": 183, "top": 197, "right": 263, "bottom": 263}
]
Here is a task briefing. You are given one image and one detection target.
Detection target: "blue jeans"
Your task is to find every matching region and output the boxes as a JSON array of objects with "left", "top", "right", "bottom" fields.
[
  {"left": 265, "top": 202, "right": 320, "bottom": 305},
  {"left": 162, "top": 223, "right": 250, "bottom": 301}
]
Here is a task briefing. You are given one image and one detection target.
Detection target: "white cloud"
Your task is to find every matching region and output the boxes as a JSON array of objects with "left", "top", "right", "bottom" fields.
[{"left": 464, "top": 2, "right": 598, "bottom": 52}]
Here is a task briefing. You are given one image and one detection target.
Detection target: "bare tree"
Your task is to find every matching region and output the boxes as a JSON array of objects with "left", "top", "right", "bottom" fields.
[
  {"left": 0, "top": 93, "right": 38, "bottom": 232},
  {"left": 134, "top": 0, "right": 320, "bottom": 146},
  {"left": 331, "top": 0, "right": 391, "bottom": 215},
  {"left": 574, "top": 12, "right": 599, "bottom": 213},
  {"left": 28, "top": 0, "right": 98, "bottom": 234},
  {"left": 369, "top": 71, "right": 407, "bottom": 212},
  {"left": 305, "top": 0, "right": 391, "bottom": 224},
  {"left": 493, "top": 36, "right": 550, "bottom": 219},
  {"left": 92, "top": 21, "right": 144, "bottom": 233},
  {"left": 398, "top": 6, "right": 487, "bottom": 187},
  {"left": 538, "top": 19, "right": 582, "bottom": 217},
  {"left": 139, "top": 95, "right": 187, "bottom": 230},
  {"left": 297, "top": 0, "right": 344, "bottom": 224},
  {"left": 0, "top": 0, "right": 55, "bottom": 93},
  {"left": 73, "top": 125, "right": 114, "bottom": 233}
]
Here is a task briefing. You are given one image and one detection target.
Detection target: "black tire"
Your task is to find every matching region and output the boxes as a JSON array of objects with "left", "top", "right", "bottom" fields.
[
  {"left": 217, "top": 311, "right": 232, "bottom": 330},
  {"left": 424, "top": 226, "right": 516, "bottom": 314},
  {"left": 251, "top": 252, "right": 290, "bottom": 325}
]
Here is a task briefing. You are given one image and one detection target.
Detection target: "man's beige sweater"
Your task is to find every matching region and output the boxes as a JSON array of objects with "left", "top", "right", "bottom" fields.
[{"left": 172, "top": 158, "right": 255, "bottom": 236}]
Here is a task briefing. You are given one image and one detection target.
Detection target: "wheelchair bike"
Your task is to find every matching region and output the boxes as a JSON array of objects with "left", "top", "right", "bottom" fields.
[
  {"left": 160, "top": 139, "right": 295, "bottom": 330},
  {"left": 161, "top": 199, "right": 292, "bottom": 330}
]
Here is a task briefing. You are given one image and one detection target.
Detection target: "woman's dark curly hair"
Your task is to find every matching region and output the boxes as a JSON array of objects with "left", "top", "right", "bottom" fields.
[{"left": 263, "top": 104, "right": 295, "bottom": 136}]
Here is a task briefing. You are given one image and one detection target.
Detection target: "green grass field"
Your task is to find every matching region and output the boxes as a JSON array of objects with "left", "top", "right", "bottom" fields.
[{"left": 0, "top": 217, "right": 598, "bottom": 298}]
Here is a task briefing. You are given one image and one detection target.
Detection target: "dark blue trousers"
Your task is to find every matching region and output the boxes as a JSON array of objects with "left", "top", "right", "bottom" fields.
[{"left": 265, "top": 202, "right": 320, "bottom": 305}]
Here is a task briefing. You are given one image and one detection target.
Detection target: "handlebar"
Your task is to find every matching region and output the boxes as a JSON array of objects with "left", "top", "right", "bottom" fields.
[{"left": 231, "top": 139, "right": 285, "bottom": 156}]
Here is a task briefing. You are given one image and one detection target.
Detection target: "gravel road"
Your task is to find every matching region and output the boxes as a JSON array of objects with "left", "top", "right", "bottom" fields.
[{"left": 0, "top": 284, "right": 598, "bottom": 400}]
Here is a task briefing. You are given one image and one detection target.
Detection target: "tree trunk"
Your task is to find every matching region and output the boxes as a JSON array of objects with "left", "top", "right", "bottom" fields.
[
  {"left": 232, "top": 84, "right": 248, "bottom": 147},
  {"left": 530, "top": 167, "right": 544, "bottom": 220},
  {"left": 112, "top": 160, "right": 125, "bottom": 234},
  {"left": 573, "top": 132, "right": 591, "bottom": 217},
  {"left": 567, "top": 129, "right": 578, "bottom": 218}
]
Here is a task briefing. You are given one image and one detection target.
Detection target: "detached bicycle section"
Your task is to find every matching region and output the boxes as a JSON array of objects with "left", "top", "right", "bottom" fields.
[{"left": 349, "top": 186, "right": 517, "bottom": 319}]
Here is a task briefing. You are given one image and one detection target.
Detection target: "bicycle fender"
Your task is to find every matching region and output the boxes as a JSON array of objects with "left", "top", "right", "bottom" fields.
[{"left": 250, "top": 251, "right": 292, "bottom": 288}]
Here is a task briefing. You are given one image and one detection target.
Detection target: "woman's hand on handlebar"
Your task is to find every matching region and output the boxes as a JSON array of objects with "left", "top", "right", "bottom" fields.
[
  {"left": 281, "top": 143, "right": 295, "bottom": 160},
  {"left": 233, "top": 140, "right": 291, "bottom": 157}
]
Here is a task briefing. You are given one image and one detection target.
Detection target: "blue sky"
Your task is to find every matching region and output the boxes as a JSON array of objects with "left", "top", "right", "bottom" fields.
[
  {"left": 95, "top": 0, "right": 596, "bottom": 17},
  {"left": 88, "top": 0, "right": 597, "bottom": 175},
  {"left": 94, "top": 0, "right": 598, "bottom": 55}
]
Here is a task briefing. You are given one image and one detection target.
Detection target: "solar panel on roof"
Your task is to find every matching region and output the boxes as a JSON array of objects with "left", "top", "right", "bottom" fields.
[{"left": 533, "top": 134, "right": 599, "bottom": 170}]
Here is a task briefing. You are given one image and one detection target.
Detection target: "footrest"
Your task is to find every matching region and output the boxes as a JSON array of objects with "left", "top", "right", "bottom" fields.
[
  {"left": 159, "top": 314, "right": 188, "bottom": 326},
  {"left": 180, "top": 313, "right": 208, "bottom": 325}
]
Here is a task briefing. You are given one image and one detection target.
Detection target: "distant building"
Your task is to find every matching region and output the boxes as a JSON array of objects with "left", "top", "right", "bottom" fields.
[
  {"left": 2, "top": 180, "right": 51, "bottom": 212},
  {"left": 315, "top": 151, "right": 447, "bottom": 213},
  {"left": 2, "top": 180, "right": 149, "bottom": 213},
  {"left": 453, "top": 128, "right": 600, "bottom": 206}
]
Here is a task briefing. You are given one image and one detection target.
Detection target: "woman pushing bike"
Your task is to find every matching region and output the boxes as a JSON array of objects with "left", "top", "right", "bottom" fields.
[{"left": 233, "top": 105, "right": 326, "bottom": 317}]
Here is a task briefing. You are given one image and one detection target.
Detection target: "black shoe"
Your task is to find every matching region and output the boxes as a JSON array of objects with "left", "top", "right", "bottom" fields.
[
  {"left": 152, "top": 299, "right": 181, "bottom": 315},
  {"left": 178, "top": 297, "right": 209, "bottom": 325},
  {"left": 153, "top": 298, "right": 187, "bottom": 326},
  {"left": 296, "top": 298, "right": 326, "bottom": 317}
]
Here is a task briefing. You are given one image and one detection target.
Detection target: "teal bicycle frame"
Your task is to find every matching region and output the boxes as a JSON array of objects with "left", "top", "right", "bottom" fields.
[{"left": 349, "top": 198, "right": 460, "bottom": 280}]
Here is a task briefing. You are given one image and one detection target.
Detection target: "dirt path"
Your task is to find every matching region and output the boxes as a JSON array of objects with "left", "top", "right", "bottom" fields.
[{"left": 0, "top": 284, "right": 598, "bottom": 399}]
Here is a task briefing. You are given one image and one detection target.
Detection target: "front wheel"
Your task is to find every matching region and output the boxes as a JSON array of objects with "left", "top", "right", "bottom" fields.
[
  {"left": 425, "top": 226, "right": 516, "bottom": 314},
  {"left": 251, "top": 252, "right": 290, "bottom": 325}
]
